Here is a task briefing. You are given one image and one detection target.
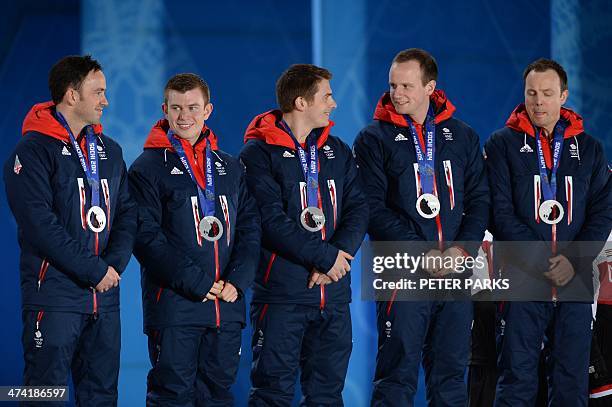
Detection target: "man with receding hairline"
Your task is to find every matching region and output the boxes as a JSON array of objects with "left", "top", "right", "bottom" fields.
[
  {"left": 485, "top": 58, "right": 612, "bottom": 406},
  {"left": 354, "top": 48, "right": 489, "bottom": 406},
  {"left": 4, "top": 55, "right": 136, "bottom": 406}
]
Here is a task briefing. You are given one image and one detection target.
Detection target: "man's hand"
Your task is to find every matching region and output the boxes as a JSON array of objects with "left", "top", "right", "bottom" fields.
[
  {"left": 95, "top": 266, "right": 120, "bottom": 292},
  {"left": 217, "top": 282, "right": 239, "bottom": 303},
  {"left": 438, "top": 246, "right": 466, "bottom": 276},
  {"left": 423, "top": 249, "right": 443, "bottom": 276},
  {"left": 543, "top": 255, "right": 575, "bottom": 287},
  {"left": 308, "top": 269, "right": 332, "bottom": 288},
  {"left": 326, "top": 250, "right": 353, "bottom": 282},
  {"left": 202, "top": 280, "right": 225, "bottom": 302}
]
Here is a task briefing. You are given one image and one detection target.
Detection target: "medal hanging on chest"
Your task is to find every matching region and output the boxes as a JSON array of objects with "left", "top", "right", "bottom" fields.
[
  {"left": 280, "top": 120, "right": 326, "bottom": 232},
  {"left": 167, "top": 131, "right": 223, "bottom": 241},
  {"left": 407, "top": 107, "right": 440, "bottom": 219},
  {"left": 56, "top": 112, "right": 106, "bottom": 233}
]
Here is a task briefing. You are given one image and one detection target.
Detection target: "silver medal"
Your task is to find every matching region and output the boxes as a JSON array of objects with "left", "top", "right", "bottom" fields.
[
  {"left": 416, "top": 193, "right": 440, "bottom": 219},
  {"left": 539, "top": 199, "right": 564, "bottom": 225},
  {"left": 199, "top": 216, "right": 223, "bottom": 242},
  {"left": 300, "top": 206, "right": 326, "bottom": 232},
  {"left": 86, "top": 206, "right": 107, "bottom": 233}
]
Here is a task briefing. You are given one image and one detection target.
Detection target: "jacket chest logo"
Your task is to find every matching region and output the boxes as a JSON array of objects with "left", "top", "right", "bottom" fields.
[
  {"left": 170, "top": 166, "right": 184, "bottom": 175},
  {"left": 323, "top": 145, "right": 335, "bottom": 159},
  {"left": 215, "top": 161, "right": 227, "bottom": 176},
  {"left": 97, "top": 144, "right": 108, "bottom": 160},
  {"left": 394, "top": 133, "right": 408, "bottom": 142},
  {"left": 442, "top": 127, "right": 453, "bottom": 141},
  {"left": 63, "top": 143, "right": 107, "bottom": 159},
  {"left": 283, "top": 150, "right": 295, "bottom": 158},
  {"left": 569, "top": 143, "right": 579, "bottom": 158}
]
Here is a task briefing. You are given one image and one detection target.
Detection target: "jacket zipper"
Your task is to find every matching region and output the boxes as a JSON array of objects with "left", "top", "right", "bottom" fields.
[
  {"left": 317, "top": 188, "right": 326, "bottom": 310},
  {"left": 195, "top": 145, "right": 221, "bottom": 328},
  {"left": 214, "top": 240, "right": 221, "bottom": 328},
  {"left": 92, "top": 232, "right": 99, "bottom": 319}
]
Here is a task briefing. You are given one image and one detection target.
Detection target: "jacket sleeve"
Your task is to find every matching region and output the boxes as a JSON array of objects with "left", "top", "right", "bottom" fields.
[
  {"left": 100, "top": 151, "right": 137, "bottom": 274},
  {"left": 453, "top": 128, "right": 490, "bottom": 257},
  {"left": 353, "top": 128, "right": 424, "bottom": 242},
  {"left": 3, "top": 139, "right": 109, "bottom": 287},
  {"left": 560, "top": 139, "right": 612, "bottom": 270},
  {"left": 572, "top": 139, "right": 612, "bottom": 242},
  {"left": 222, "top": 164, "right": 261, "bottom": 296},
  {"left": 239, "top": 141, "right": 339, "bottom": 273},
  {"left": 128, "top": 160, "right": 214, "bottom": 301},
  {"left": 327, "top": 143, "right": 368, "bottom": 256}
]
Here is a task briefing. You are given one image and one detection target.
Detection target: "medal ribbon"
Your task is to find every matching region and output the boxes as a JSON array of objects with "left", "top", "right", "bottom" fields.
[
  {"left": 280, "top": 120, "right": 326, "bottom": 308},
  {"left": 167, "top": 130, "right": 216, "bottom": 218},
  {"left": 535, "top": 121, "right": 566, "bottom": 201},
  {"left": 534, "top": 122, "right": 566, "bottom": 300},
  {"left": 55, "top": 112, "right": 101, "bottom": 211},
  {"left": 406, "top": 105, "right": 436, "bottom": 195},
  {"left": 280, "top": 120, "right": 319, "bottom": 208}
]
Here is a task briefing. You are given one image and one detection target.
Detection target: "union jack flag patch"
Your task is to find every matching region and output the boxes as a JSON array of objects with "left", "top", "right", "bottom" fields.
[{"left": 13, "top": 155, "right": 22, "bottom": 174}]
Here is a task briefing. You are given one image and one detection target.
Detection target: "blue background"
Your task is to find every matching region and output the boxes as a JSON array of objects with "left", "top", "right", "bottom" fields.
[{"left": 1, "top": 0, "right": 610, "bottom": 405}]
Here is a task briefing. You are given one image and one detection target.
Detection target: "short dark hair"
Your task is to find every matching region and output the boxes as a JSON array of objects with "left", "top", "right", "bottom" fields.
[
  {"left": 164, "top": 73, "right": 211, "bottom": 104},
  {"left": 48, "top": 55, "right": 103, "bottom": 104},
  {"left": 523, "top": 58, "right": 568, "bottom": 92},
  {"left": 392, "top": 48, "right": 438, "bottom": 85},
  {"left": 276, "top": 64, "right": 332, "bottom": 113}
]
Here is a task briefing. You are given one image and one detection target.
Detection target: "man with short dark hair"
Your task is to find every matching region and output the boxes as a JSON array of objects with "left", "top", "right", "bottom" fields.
[
  {"left": 129, "top": 73, "right": 260, "bottom": 406},
  {"left": 3, "top": 55, "right": 136, "bottom": 406},
  {"left": 240, "top": 64, "right": 368, "bottom": 405},
  {"left": 485, "top": 58, "right": 612, "bottom": 405},
  {"left": 354, "top": 48, "right": 489, "bottom": 406}
]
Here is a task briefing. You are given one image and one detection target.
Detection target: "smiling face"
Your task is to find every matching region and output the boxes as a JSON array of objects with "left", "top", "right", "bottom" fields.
[
  {"left": 389, "top": 60, "right": 435, "bottom": 121},
  {"left": 303, "top": 79, "right": 336, "bottom": 129},
  {"left": 163, "top": 87, "right": 212, "bottom": 144},
  {"left": 524, "top": 69, "right": 568, "bottom": 134},
  {"left": 72, "top": 69, "right": 108, "bottom": 126}
]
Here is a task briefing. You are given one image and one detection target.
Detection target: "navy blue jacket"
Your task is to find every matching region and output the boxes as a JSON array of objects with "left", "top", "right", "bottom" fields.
[
  {"left": 240, "top": 110, "right": 368, "bottom": 306},
  {"left": 485, "top": 105, "right": 612, "bottom": 299},
  {"left": 354, "top": 91, "right": 489, "bottom": 257},
  {"left": 129, "top": 120, "right": 260, "bottom": 330},
  {"left": 4, "top": 101, "right": 136, "bottom": 313}
]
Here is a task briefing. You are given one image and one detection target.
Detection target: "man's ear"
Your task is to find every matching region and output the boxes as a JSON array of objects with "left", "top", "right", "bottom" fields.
[
  {"left": 294, "top": 96, "right": 307, "bottom": 112},
  {"left": 425, "top": 80, "right": 437, "bottom": 96},
  {"left": 65, "top": 88, "right": 79, "bottom": 106},
  {"left": 560, "top": 89, "right": 568, "bottom": 106},
  {"left": 203, "top": 103, "right": 213, "bottom": 120}
]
